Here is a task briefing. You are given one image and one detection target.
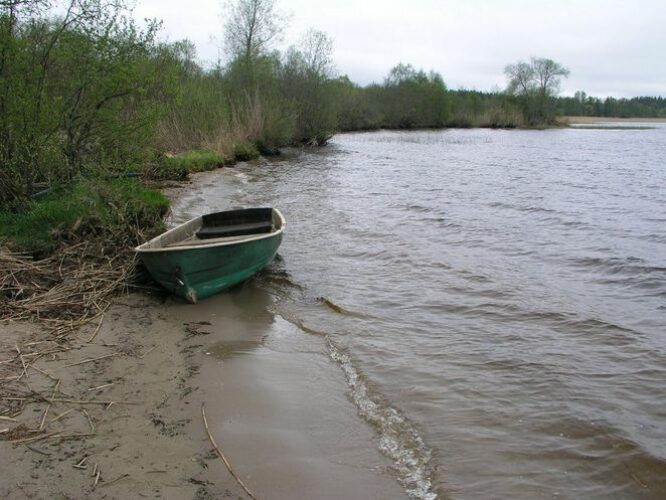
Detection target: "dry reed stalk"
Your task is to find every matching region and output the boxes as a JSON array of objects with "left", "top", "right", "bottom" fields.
[
  {"left": 30, "top": 365, "right": 58, "bottom": 380},
  {"left": 87, "top": 383, "right": 114, "bottom": 392},
  {"left": 87, "top": 313, "right": 106, "bottom": 343},
  {"left": 201, "top": 403, "right": 259, "bottom": 500},
  {"left": 62, "top": 353, "right": 119, "bottom": 368},
  {"left": 10, "top": 431, "right": 61, "bottom": 444},
  {"left": 82, "top": 409, "right": 95, "bottom": 432},
  {"left": 38, "top": 379, "right": 61, "bottom": 431},
  {"left": 49, "top": 398, "right": 140, "bottom": 405},
  {"left": 25, "top": 444, "right": 52, "bottom": 456},
  {"left": 49, "top": 408, "right": 74, "bottom": 423},
  {"left": 138, "top": 345, "right": 157, "bottom": 359},
  {"left": 100, "top": 473, "right": 130, "bottom": 488}
]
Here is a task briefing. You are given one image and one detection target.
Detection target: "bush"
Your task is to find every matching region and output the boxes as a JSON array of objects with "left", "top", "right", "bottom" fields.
[{"left": 232, "top": 143, "right": 260, "bottom": 162}]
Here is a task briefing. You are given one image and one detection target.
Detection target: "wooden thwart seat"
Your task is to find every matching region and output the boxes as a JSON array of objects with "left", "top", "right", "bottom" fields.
[{"left": 196, "top": 221, "right": 273, "bottom": 239}]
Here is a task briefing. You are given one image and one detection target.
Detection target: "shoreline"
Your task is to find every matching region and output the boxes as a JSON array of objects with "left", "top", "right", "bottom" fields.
[
  {"left": 0, "top": 170, "right": 408, "bottom": 499},
  {"left": 0, "top": 290, "right": 406, "bottom": 499},
  {"left": 560, "top": 115, "right": 666, "bottom": 124}
]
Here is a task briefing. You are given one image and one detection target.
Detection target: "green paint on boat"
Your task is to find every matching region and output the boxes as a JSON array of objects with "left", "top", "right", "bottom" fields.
[{"left": 135, "top": 208, "right": 285, "bottom": 303}]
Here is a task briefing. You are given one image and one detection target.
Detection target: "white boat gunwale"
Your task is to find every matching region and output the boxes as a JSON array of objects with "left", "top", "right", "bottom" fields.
[{"left": 134, "top": 208, "right": 286, "bottom": 253}]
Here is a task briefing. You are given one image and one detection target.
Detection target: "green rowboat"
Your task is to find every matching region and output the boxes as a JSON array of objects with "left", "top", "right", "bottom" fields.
[{"left": 135, "top": 208, "right": 285, "bottom": 303}]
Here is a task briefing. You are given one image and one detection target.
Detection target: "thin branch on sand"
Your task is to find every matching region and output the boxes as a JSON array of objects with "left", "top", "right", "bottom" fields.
[{"left": 201, "top": 403, "right": 260, "bottom": 500}]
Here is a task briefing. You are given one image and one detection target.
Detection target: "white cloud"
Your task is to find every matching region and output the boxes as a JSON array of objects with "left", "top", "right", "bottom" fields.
[{"left": 132, "top": 0, "right": 666, "bottom": 97}]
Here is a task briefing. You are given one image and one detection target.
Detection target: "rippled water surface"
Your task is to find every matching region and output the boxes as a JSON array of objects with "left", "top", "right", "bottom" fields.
[{"left": 172, "top": 126, "right": 666, "bottom": 499}]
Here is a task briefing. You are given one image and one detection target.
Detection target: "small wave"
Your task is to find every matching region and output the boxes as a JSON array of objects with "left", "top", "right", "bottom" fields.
[
  {"left": 317, "top": 297, "right": 368, "bottom": 318},
  {"left": 327, "top": 340, "right": 439, "bottom": 500},
  {"left": 487, "top": 201, "right": 514, "bottom": 210},
  {"left": 517, "top": 206, "right": 557, "bottom": 214},
  {"left": 403, "top": 204, "right": 434, "bottom": 213},
  {"left": 570, "top": 256, "right": 666, "bottom": 277}
]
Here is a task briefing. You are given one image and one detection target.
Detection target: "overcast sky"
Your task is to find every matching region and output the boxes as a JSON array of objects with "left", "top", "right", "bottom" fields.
[{"left": 133, "top": 0, "right": 666, "bottom": 98}]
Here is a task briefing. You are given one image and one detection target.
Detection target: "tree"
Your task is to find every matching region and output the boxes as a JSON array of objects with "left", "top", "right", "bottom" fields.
[
  {"left": 0, "top": 0, "right": 175, "bottom": 205},
  {"left": 505, "top": 57, "right": 569, "bottom": 125},
  {"left": 223, "top": 0, "right": 284, "bottom": 62},
  {"left": 380, "top": 63, "right": 449, "bottom": 128},
  {"left": 280, "top": 29, "right": 337, "bottom": 145}
]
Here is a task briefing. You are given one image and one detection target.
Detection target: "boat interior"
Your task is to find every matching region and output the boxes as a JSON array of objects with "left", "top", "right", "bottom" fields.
[{"left": 137, "top": 208, "right": 283, "bottom": 250}]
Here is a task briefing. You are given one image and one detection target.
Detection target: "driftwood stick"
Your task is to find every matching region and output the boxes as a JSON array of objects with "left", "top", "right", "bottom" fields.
[
  {"left": 201, "top": 403, "right": 259, "bottom": 500},
  {"left": 62, "top": 353, "right": 118, "bottom": 368}
]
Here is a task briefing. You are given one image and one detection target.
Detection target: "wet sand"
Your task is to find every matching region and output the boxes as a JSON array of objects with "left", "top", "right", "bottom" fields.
[{"left": 0, "top": 284, "right": 406, "bottom": 499}]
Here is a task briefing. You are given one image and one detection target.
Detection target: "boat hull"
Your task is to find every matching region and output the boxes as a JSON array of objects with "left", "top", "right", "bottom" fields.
[{"left": 139, "top": 231, "right": 282, "bottom": 303}]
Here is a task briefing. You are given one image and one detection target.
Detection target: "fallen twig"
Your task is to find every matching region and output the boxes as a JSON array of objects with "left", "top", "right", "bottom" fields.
[
  {"left": 50, "top": 398, "right": 140, "bottom": 405},
  {"left": 87, "top": 313, "right": 105, "bottom": 343},
  {"left": 25, "top": 444, "right": 51, "bottom": 456},
  {"left": 39, "top": 379, "right": 61, "bottom": 431},
  {"left": 100, "top": 473, "right": 130, "bottom": 488},
  {"left": 62, "top": 353, "right": 118, "bottom": 368},
  {"left": 201, "top": 403, "right": 259, "bottom": 500},
  {"left": 82, "top": 409, "right": 95, "bottom": 432},
  {"left": 49, "top": 408, "right": 74, "bottom": 423},
  {"left": 10, "top": 431, "right": 60, "bottom": 444},
  {"left": 87, "top": 383, "right": 114, "bottom": 392},
  {"left": 138, "top": 345, "right": 157, "bottom": 359}
]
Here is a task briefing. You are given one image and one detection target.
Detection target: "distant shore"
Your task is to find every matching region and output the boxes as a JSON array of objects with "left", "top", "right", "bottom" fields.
[{"left": 561, "top": 116, "right": 666, "bottom": 124}]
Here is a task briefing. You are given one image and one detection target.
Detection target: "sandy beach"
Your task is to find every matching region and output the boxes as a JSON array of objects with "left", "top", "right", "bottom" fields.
[{"left": 0, "top": 281, "right": 406, "bottom": 499}]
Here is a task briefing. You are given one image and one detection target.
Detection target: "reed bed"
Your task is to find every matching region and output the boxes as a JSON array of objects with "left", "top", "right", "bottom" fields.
[
  {"left": 0, "top": 242, "right": 137, "bottom": 326},
  {"left": 0, "top": 232, "right": 151, "bottom": 447}
]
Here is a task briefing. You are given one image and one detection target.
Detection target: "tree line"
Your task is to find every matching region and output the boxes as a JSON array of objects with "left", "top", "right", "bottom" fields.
[{"left": 1, "top": 0, "right": 664, "bottom": 208}]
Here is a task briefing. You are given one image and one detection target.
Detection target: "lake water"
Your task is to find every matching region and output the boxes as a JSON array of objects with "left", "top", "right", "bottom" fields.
[{"left": 172, "top": 125, "right": 666, "bottom": 499}]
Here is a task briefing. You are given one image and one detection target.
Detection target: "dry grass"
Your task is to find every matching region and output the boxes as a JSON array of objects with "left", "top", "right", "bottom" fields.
[{"left": 0, "top": 242, "right": 138, "bottom": 327}]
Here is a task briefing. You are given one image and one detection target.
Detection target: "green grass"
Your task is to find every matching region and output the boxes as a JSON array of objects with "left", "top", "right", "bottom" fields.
[
  {"left": 232, "top": 142, "right": 260, "bottom": 162},
  {"left": 0, "top": 178, "right": 169, "bottom": 256},
  {"left": 164, "top": 149, "right": 229, "bottom": 173},
  {"left": 142, "top": 146, "right": 261, "bottom": 181}
]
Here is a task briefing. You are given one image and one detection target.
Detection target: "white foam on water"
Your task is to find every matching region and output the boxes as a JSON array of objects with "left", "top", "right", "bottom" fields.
[{"left": 327, "top": 338, "right": 439, "bottom": 500}]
